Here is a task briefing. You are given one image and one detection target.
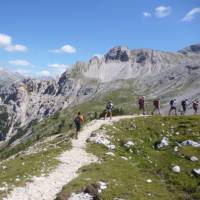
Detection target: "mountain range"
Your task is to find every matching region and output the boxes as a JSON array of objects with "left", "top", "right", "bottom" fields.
[{"left": 0, "top": 43, "right": 200, "bottom": 145}]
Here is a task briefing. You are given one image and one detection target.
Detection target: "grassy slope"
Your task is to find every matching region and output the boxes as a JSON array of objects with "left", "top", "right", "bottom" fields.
[
  {"left": 0, "top": 86, "right": 139, "bottom": 198},
  {"left": 0, "top": 84, "right": 141, "bottom": 160},
  {"left": 57, "top": 116, "right": 200, "bottom": 200},
  {"left": 0, "top": 135, "right": 71, "bottom": 199}
]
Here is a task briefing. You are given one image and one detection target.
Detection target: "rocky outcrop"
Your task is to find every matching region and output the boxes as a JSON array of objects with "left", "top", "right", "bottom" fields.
[
  {"left": 179, "top": 44, "right": 200, "bottom": 54},
  {"left": 105, "top": 46, "right": 130, "bottom": 62}
]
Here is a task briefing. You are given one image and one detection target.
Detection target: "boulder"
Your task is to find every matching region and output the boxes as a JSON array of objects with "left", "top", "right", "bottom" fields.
[
  {"left": 190, "top": 156, "right": 198, "bottom": 162},
  {"left": 172, "top": 165, "right": 181, "bottom": 173}
]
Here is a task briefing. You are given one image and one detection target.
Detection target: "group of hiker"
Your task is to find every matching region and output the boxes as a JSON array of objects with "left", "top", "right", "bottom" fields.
[
  {"left": 74, "top": 97, "right": 199, "bottom": 139},
  {"left": 138, "top": 96, "right": 199, "bottom": 116}
]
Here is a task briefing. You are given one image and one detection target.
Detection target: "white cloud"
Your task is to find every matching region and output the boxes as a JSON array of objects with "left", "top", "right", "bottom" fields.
[
  {"left": 155, "top": 6, "right": 171, "bottom": 17},
  {"left": 48, "top": 63, "right": 68, "bottom": 68},
  {"left": 9, "top": 59, "right": 30, "bottom": 66},
  {"left": 0, "top": 33, "right": 12, "bottom": 46},
  {"left": 50, "top": 44, "right": 76, "bottom": 54},
  {"left": 143, "top": 12, "right": 151, "bottom": 17},
  {"left": 48, "top": 63, "right": 68, "bottom": 76},
  {"left": 5, "top": 44, "right": 27, "bottom": 52},
  {"left": 182, "top": 7, "right": 200, "bottom": 22},
  {"left": 38, "top": 70, "right": 51, "bottom": 77},
  {"left": 0, "top": 33, "right": 28, "bottom": 52}
]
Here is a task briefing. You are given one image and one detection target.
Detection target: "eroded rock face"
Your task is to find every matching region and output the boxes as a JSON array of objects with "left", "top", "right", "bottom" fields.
[
  {"left": 105, "top": 46, "right": 130, "bottom": 62},
  {"left": 179, "top": 44, "right": 200, "bottom": 54}
]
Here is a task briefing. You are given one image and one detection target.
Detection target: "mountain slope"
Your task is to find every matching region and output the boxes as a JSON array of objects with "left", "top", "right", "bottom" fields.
[
  {"left": 57, "top": 116, "right": 200, "bottom": 200},
  {"left": 0, "top": 69, "right": 23, "bottom": 88},
  {"left": 0, "top": 44, "right": 200, "bottom": 145}
]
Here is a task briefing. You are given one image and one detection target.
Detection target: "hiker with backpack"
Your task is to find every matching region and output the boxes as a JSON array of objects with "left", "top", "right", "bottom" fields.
[
  {"left": 152, "top": 98, "right": 161, "bottom": 115},
  {"left": 104, "top": 100, "right": 113, "bottom": 120},
  {"left": 138, "top": 96, "right": 145, "bottom": 115},
  {"left": 193, "top": 100, "right": 199, "bottom": 115},
  {"left": 168, "top": 99, "right": 177, "bottom": 116},
  {"left": 74, "top": 112, "right": 84, "bottom": 139},
  {"left": 181, "top": 99, "right": 188, "bottom": 115}
]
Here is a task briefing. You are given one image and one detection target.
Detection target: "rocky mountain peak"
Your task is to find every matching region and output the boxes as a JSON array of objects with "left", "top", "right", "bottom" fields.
[
  {"left": 179, "top": 44, "right": 200, "bottom": 54},
  {"left": 105, "top": 46, "right": 130, "bottom": 62},
  {"left": 0, "top": 69, "right": 24, "bottom": 87},
  {"left": 89, "top": 56, "right": 102, "bottom": 65}
]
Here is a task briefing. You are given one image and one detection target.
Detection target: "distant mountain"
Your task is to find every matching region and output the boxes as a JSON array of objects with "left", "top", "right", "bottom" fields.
[
  {"left": 0, "top": 44, "right": 200, "bottom": 144},
  {"left": 0, "top": 68, "right": 24, "bottom": 88}
]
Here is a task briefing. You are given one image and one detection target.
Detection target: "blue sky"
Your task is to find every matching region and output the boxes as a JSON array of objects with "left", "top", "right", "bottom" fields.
[{"left": 0, "top": 0, "right": 199, "bottom": 77}]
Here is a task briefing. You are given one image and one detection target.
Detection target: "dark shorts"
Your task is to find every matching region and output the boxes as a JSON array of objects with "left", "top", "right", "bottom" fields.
[
  {"left": 139, "top": 105, "right": 144, "bottom": 110},
  {"left": 170, "top": 106, "right": 176, "bottom": 110},
  {"left": 106, "top": 109, "right": 112, "bottom": 113},
  {"left": 75, "top": 123, "right": 81, "bottom": 132}
]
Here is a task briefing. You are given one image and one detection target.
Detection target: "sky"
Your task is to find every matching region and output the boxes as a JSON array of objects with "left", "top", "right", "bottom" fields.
[{"left": 0, "top": 0, "right": 199, "bottom": 77}]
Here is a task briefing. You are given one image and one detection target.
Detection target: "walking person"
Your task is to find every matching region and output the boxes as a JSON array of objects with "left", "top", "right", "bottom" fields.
[
  {"left": 104, "top": 100, "right": 113, "bottom": 120},
  {"left": 168, "top": 99, "right": 177, "bottom": 116},
  {"left": 181, "top": 99, "right": 188, "bottom": 115},
  {"left": 74, "top": 112, "right": 84, "bottom": 139},
  {"left": 152, "top": 98, "right": 161, "bottom": 115},
  {"left": 138, "top": 96, "right": 145, "bottom": 115},
  {"left": 193, "top": 100, "right": 199, "bottom": 115}
]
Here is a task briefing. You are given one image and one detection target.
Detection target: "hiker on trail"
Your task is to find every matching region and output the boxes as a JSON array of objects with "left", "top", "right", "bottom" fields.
[
  {"left": 138, "top": 96, "right": 145, "bottom": 115},
  {"left": 168, "top": 99, "right": 177, "bottom": 116},
  {"left": 181, "top": 99, "right": 188, "bottom": 115},
  {"left": 104, "top": 100, "right": 113, "bottom": 120},
  {"left": 193, "top": 100, "right": 199, "bottom": 115},
  {"left": 74, "top": 112, "right": 84, "bottom": 139},
  {"left": 152, "top": 98, "right": 161, "bottom": 115}
]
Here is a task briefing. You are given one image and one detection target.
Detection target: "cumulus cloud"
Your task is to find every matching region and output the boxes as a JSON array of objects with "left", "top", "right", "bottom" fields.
[
  {"left": 143, "top": 12, "right": 151, "bottom": 17},
  {"left": 48, "top": 63, "right": 68, "bottom": 76},
  {"left": 155, "top": 6, "right": 171, "bottom": 17},
  {"left": 9, "top": 59, "right": 31, "bottom": 66},
  {"left": 5, "top": 44, "right": 27, "bottom": 52},
  {"left": 0, "top": 33, "right": 11, "bottom": 46},
  {"left": 0, "top": 33, "right": 28, "bottom": 52},
  {"left": 48, "top": 63, "right": 68, "bottom": 68},
  {"left": 38, "top": 70, "right": 51, "bottom": 77},
  {"left": 182, "top": 7, "right": 200, "bottom": 22},
  {"left": 50, "top": 44, "right": 76, "bottom": 54}
]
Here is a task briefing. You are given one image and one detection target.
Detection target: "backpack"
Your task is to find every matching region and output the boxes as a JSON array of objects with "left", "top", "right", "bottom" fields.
[
  {"left": 193, "top": 102, "right": 198, "bottom": 109},
  {"left": 139, "top": 98, "right": 144, "bottom": 105},
  {"left": 170, "top": 100, "right": 174, "bottom": 106},
  {"left": 153, "top": 100, "right": 159, "bottom": 107},
  {"left": 181, "top": 100, "right": 186, "bottom": 107},
  {"left": 106, "top": 103, "right": 112, "bottom": 110},
  {"left": 74, "top": 116, "right": 81, "bottom": 125},
  {"left": 74, "top": 115, "right": 84, "bottom": 125}
]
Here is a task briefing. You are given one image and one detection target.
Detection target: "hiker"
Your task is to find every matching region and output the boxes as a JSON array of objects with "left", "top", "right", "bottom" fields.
[
  {"left": 193, "top": 100, "right": 199, "bottom": 115},
  {"left": 138, "top": 96, "right": 145, "bottom": 115},
  {"left": 168, "top": 99, "right": 177, "bottom": 116},
  {"left": 74, "top": 112, "right": 84, "bottom": 139},
  {"left": 152, "top": 98, "right": 161, "bottom": 115},
  {"left": 104, "top": 101, "right": 113, "bottom": 120},
  {"left": 181, "top": 99, "right": 188, "bottom": 115}
]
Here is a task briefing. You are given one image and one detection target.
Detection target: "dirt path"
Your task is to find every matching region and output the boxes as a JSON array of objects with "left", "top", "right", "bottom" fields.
[{"left": 4, "top": 115, "right": 138, "bottom": 200}]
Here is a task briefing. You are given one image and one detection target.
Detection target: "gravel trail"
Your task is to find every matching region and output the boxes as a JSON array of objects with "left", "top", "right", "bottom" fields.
[{"left": 4, "top": 115, "right": 137, "bottom": 200}]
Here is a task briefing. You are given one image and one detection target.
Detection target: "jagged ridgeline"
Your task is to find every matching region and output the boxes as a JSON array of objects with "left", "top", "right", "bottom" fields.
[{"left": 0, "top": 44, "right": 200, "bottom": 153}]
